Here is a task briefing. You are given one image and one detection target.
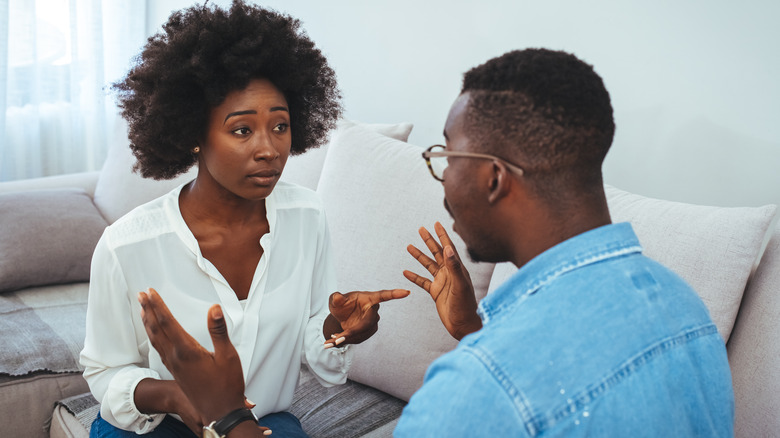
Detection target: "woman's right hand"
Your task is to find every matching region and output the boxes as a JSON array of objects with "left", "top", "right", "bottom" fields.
[
  {"left": 138, "top": 289, "right": 248, "bottom": 427},
  {"left": 137, "top": 290, "right": 270, "bottom": 437}
]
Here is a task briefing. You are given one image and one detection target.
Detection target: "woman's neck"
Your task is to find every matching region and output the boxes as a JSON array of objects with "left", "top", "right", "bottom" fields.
[{"left": 179, "top": 175, "right": 268, "bottom": 228}]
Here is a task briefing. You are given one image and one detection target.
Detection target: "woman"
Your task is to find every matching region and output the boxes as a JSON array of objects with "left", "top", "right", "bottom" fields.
[{"left": 79, "top": 2, "right": 408, "bottom": 437}]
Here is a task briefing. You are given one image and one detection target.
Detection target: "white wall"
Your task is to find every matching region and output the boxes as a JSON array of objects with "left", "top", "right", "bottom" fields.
[{"left": 147, "top": 0, "right": 780, "bottom": 208}]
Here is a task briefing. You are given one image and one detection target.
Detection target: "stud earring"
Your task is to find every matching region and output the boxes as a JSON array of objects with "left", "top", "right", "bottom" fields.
[{"left": 192, "top": 146, "right": 200, "bottom": 154}]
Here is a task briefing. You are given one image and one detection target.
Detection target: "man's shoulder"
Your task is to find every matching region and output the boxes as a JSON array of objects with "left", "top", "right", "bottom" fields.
[{"left": 471, "top": 259, "right": 730, "bottom": 434}]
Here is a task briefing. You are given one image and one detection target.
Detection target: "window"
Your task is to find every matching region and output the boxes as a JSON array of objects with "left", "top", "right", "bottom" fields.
[{"left": 1, "top": 0, "right": 145, "bottom": 181}]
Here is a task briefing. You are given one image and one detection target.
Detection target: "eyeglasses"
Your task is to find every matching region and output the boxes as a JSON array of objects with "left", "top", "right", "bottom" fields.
[{"left": 421, "top": 144, "right": 525, "bottom": 182}]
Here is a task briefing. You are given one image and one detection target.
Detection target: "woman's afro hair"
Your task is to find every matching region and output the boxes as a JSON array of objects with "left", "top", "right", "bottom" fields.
[{"left": 113, "top": 0, "right": 342, "bottom": 180}]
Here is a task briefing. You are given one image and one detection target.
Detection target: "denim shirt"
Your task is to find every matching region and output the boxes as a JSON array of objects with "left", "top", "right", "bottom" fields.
[{"left": 394, "top": 223, "right": 734, "bottom": 437}]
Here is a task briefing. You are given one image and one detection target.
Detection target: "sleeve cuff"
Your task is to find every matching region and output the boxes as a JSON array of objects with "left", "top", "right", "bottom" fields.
[
  {"left": 303, "top": 313, "right": 355, "bottom": 386},
  {"left": 101, "top": 367, "right": 166, "bottom": 434}
]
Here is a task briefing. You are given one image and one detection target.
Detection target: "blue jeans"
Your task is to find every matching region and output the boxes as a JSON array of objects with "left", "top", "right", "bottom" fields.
[{"left": 90, "top": 411, "right": 308, "bottom": 437}]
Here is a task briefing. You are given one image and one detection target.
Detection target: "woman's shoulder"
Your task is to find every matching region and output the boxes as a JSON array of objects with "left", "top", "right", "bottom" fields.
[
  {"left": 103, "top": 186, "right": 183, "bottom": 246},
  {"left": 271, "top": 180, "right": 324, "bottom": 211}
]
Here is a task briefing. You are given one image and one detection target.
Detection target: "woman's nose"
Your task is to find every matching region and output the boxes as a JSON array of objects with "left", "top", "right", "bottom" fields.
[{"left": 253, "top": 134, "right": 280, "bottom": 161}]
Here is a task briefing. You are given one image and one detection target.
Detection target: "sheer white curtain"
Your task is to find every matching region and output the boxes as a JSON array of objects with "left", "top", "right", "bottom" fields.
[{"left": 0, "top": 0, "right": 146, "bottom": 181}]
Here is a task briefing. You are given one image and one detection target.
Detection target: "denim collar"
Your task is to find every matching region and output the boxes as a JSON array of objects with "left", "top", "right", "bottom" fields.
[{"left": 478, "top": 222, "right": 643, "bottom": 324}]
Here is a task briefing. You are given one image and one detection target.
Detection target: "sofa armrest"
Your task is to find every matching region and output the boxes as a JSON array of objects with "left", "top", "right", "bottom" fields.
[{"left": 0, "top": 171, "right": 100, "bottom": 197}]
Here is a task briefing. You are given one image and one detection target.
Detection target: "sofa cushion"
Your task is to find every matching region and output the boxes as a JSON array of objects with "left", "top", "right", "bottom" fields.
[
  {"left": 1, "top": 372, "right": 89, "bottom": 438},
  {"left": 0, "top": 189, "right": 108, "bottom": 292},
  {"left": 281, "top": 119, "right": 413, "bottom": 191},
  {"left": 316, "top": 121, "right": 495, "bottom": 401},
  {"left": 488, "top": 185, "right": 778, "bottom": 342}
]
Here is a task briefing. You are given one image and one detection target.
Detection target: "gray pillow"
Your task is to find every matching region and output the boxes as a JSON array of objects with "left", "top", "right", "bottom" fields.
[{"left": 0, "top": 188, "right": 108, "bottom": 292}]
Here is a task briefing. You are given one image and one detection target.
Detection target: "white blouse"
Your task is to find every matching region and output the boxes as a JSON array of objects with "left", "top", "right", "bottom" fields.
[{"left": 79, "top": 181, "right": 352, "bottom": 433}]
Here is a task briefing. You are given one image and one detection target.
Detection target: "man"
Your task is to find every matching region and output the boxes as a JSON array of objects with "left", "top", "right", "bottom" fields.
[{"left": 139, "top": 49, "right": 734, "bottom": 437}]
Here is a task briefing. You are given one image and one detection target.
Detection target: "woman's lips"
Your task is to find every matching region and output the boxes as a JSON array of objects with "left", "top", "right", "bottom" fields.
[{"left": 247, "top": 169, "right": 280, "bottom": 186}]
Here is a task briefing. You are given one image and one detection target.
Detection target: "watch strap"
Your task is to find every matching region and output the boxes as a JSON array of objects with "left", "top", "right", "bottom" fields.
[{"left": 212, "top": 407, "right": 257, "bottom": 437}]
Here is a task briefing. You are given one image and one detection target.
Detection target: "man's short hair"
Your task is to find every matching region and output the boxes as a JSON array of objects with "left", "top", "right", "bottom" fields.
[{"left": 461, "top": 49, "right": 614, "bottom": 198}]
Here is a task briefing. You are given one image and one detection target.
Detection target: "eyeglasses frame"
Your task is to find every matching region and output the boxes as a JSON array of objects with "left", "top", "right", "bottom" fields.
[{"left": 422, "top": 144, "right": 525, "bottom": 182}]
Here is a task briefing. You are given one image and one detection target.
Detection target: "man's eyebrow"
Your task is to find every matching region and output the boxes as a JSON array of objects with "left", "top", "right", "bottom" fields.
[{"left": 443, "top": 130, "right": 449, "bottom": 141}]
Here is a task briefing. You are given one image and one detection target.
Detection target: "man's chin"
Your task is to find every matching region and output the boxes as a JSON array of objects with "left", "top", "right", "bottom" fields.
[
  {"left": 466, "top": 246, "right": 491, "bottom": 264},
  {"left": 451, "top": 221, "right": 487, "bottom": 263},
  {"left": 466, "top": 245, "right": 507, "bottom": 264}
]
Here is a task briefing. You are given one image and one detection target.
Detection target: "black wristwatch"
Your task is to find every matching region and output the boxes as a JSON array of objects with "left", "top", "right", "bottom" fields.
[{"left": 202, "top": 407, "right": 257, "bottom": 438}]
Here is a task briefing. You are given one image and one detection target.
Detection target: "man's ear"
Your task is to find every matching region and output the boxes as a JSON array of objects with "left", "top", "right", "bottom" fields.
[{"left": 487, "top": 161, "right": 512, "bottom": 204}]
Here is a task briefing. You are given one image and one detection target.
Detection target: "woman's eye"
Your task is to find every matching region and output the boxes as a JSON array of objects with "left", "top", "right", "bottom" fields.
[
  {"left": 232, "top": 127, "right": 251, "bottom": 136},
  {"left": 273, "top": 123, "right": 289, "bottom": 133}
]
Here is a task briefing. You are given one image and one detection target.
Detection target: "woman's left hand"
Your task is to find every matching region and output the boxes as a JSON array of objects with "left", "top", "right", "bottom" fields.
[{"left": 324, "top": 289, "right": 410, "bottom": 348}]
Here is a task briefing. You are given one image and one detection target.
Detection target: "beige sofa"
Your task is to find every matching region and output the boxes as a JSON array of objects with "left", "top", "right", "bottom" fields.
[{"left": 0, "top": 120, "right": 778, "bottom": 437}]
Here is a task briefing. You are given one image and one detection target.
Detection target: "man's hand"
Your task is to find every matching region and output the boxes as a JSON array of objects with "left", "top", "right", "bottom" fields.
[
  {"left": 404, "top": 222, "right": 482, "bottom": 340},
  {"left": 323, "top": 289, "right": 410, "bottom": 348},
  {"left": 138, "top": 288, "right": 266, "bottom": 434}
]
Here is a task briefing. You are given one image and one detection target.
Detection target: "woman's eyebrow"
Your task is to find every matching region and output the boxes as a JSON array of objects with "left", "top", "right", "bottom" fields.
[
  {"left": 223, "top": 107, "right": 289, "bottom": 124},
  {"left": 224, "top": 110, "right": 257, "bottom": 124}
]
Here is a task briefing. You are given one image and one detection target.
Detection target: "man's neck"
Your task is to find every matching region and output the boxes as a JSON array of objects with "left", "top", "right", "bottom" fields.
[{"left": 508, "top": 192, "right": 612, "bottom": 269}]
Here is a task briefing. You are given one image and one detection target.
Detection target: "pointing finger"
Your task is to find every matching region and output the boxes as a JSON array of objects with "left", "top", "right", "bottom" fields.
[{"left": 369, "top": 288, "right": 411, "bottom": 305}]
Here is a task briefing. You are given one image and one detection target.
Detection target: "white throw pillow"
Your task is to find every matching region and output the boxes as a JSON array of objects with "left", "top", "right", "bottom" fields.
[
  {"left": 488, "top": 185, "right": 778, "bottom": 342},
  {"left": 92, "top": 117, "right": 196, "bottom": 223},
  {"left": 316, "top": 121, "right": 495, "bottom": 401},
  {"left": 280, "top": 119, "right": 413, "bottom": 190}
]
